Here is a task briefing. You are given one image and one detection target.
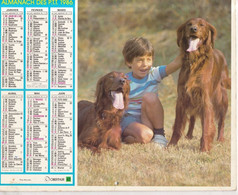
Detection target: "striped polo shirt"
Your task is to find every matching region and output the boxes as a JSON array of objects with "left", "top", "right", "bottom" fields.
[{"left": 125, "top": 65, "right": 167, "bottom": 116}]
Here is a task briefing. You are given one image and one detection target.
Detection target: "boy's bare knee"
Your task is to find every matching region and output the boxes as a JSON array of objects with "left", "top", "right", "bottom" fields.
[
  {"left": 137, "top": 128, "right": 153, "bottom": 144},
  {"left": 142, "top": 93, "right": 160, "bottom": 105}
]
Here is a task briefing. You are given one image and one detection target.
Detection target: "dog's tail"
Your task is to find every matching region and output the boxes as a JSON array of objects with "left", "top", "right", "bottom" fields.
[
  {"left": 222, "top": 78, "right": 231, "bottom": 89},
  {"left": 221, "top": 63, "right": 231, "bottom": 89}
]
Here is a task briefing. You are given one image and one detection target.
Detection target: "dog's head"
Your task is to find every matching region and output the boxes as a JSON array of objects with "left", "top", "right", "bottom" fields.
[
  {"left": 177, "top": 18, "right": 216, "bottom": 52},
  {"left": 95, "top": 71, "right": 130, "bottom": 110}
]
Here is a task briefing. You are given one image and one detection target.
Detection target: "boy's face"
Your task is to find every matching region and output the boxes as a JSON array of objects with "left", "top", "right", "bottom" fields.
[{"left": 127, "top": 54, "right": 153, "bottom": 79}]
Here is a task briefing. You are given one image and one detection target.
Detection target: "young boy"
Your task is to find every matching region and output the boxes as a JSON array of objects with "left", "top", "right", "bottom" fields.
[{"left": 121, "top": 37, "right": 182, "bottom": 147}]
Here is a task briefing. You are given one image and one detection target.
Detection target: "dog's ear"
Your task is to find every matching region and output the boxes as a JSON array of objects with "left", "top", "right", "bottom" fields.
[
  {"left": 95, "top": 76, "right": 105, "bottom": 109},
  {"left": 124, "top": 79, "right": 130, "bottom": 109},
  {"left": 207, "top": 23, "right": 217, "bottom": 48},
  {"left": 177, "top": 23, "right": 186, "bottom": 48}
]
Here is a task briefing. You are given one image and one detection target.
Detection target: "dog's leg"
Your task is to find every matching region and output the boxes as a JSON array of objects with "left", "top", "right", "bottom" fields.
[
  {"left": 200, "top": 101, "right": 216, "bottom": 152},
  {"left": 217, "top": 115, "right": 225, "bottom": 142},
  {"left": 98, "top": 130, "right": 112, "bottom": 150},
  {"left": 98, "top": 140, "right": 109, "bottom": 150},
  {"left": 169, "top": 101, "right": 187, "bottom": 146},
  {"left": 107, "top": 126, "right": 121, "bottom": 150},
  {"left": 186, "top": 116, "right": 195, "bottom": 139},
  {"left": 217, "top": 89, "right": 228, "bottom": 142}
]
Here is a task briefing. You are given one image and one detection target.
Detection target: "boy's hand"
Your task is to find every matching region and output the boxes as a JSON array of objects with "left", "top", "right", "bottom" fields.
[{"left": 165, "top": 54, "right": 183, "bottom": 75}]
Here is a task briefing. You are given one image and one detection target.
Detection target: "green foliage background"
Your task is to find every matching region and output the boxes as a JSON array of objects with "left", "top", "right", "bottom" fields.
[{"left": 78, "top": 0, "right": 231, "bottom": 100}]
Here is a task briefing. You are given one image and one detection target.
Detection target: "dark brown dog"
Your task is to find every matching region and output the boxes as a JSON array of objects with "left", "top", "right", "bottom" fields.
[
  {"left": 78, "top": 71, "right": 130, "bottom": 152},
  {"left": 169, "top": 18, "right": 231, "bottom": 152}
]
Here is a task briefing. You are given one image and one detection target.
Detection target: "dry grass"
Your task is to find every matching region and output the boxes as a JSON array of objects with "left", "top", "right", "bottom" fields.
[
  {"left": 78, "top": 76, "right": 231, "bottom": 186},
  {"left": 78, "top": 132, "right": 231, "bottom": 186},
  {"left": 78, "top": 139, "right": 231, "bottom": 186}
]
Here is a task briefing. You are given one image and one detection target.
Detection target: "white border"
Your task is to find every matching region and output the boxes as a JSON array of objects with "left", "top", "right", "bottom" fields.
[{"left": 0, "top": 0, "right": 236, "bottom": 192}]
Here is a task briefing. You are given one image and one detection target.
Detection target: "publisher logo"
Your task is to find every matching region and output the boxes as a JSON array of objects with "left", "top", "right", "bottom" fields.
[
  {"left": 45, "top": 176, "right": 65, "bottom": 182},
  {"left": 45, "top": 176, "right": 51, "bottom": 182}
]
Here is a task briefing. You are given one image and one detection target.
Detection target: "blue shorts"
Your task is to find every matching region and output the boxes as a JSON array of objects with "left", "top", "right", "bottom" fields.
[{"left": 120, "top": 113, "right": 141, "bottom": 133}]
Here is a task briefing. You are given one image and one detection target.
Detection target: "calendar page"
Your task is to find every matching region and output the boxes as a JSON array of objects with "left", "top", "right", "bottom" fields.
[{"left": 0, "top": 0, "right": 77, "bottom": 189}]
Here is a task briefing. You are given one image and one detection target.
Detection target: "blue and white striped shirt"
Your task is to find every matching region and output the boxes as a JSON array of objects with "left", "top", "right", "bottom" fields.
[{"left": 125, "top": 65, "right": 167, "bottom": 116}]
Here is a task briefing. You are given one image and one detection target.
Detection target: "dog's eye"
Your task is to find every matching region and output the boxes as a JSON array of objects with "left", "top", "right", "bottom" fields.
[
  {"left": 200, "top": 23, "right": 204, "bottom": 26},
  {"left": 187, "top": 23, "right": 192, "bottom": 26},
  {"left": 109, "top": 75, "right": 114, "bottom": 79}
]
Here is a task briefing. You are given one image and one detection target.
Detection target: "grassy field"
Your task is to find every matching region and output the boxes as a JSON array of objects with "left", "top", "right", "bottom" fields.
[
  {"left": 77, "top": 0, "right": 232, "bottom": 187},
  {"left": 77, "top": 77, "right": 231, "bottom": 186}
]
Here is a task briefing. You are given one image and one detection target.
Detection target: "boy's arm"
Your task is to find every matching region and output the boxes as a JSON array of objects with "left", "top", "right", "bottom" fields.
[{"left": 165, "top": 54, "right": 183, "bottom": 75}]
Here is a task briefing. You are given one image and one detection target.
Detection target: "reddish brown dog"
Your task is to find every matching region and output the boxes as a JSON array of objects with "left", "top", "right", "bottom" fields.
[
  {"left": 169, "top": 18, "right": 231, "bottom": 152},
  {"left": 78, "top": 72, "right": 130, "bottom": 152}
]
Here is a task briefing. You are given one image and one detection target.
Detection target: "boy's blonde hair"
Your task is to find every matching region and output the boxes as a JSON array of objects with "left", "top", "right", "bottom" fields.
[{"left": 122, "top": 37, "right": 154, "bottom": 67}]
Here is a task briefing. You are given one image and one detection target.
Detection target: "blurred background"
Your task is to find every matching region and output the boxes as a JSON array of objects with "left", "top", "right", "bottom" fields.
[{"left": 77, "top": 0, "right": 231, "bottom": 100}]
